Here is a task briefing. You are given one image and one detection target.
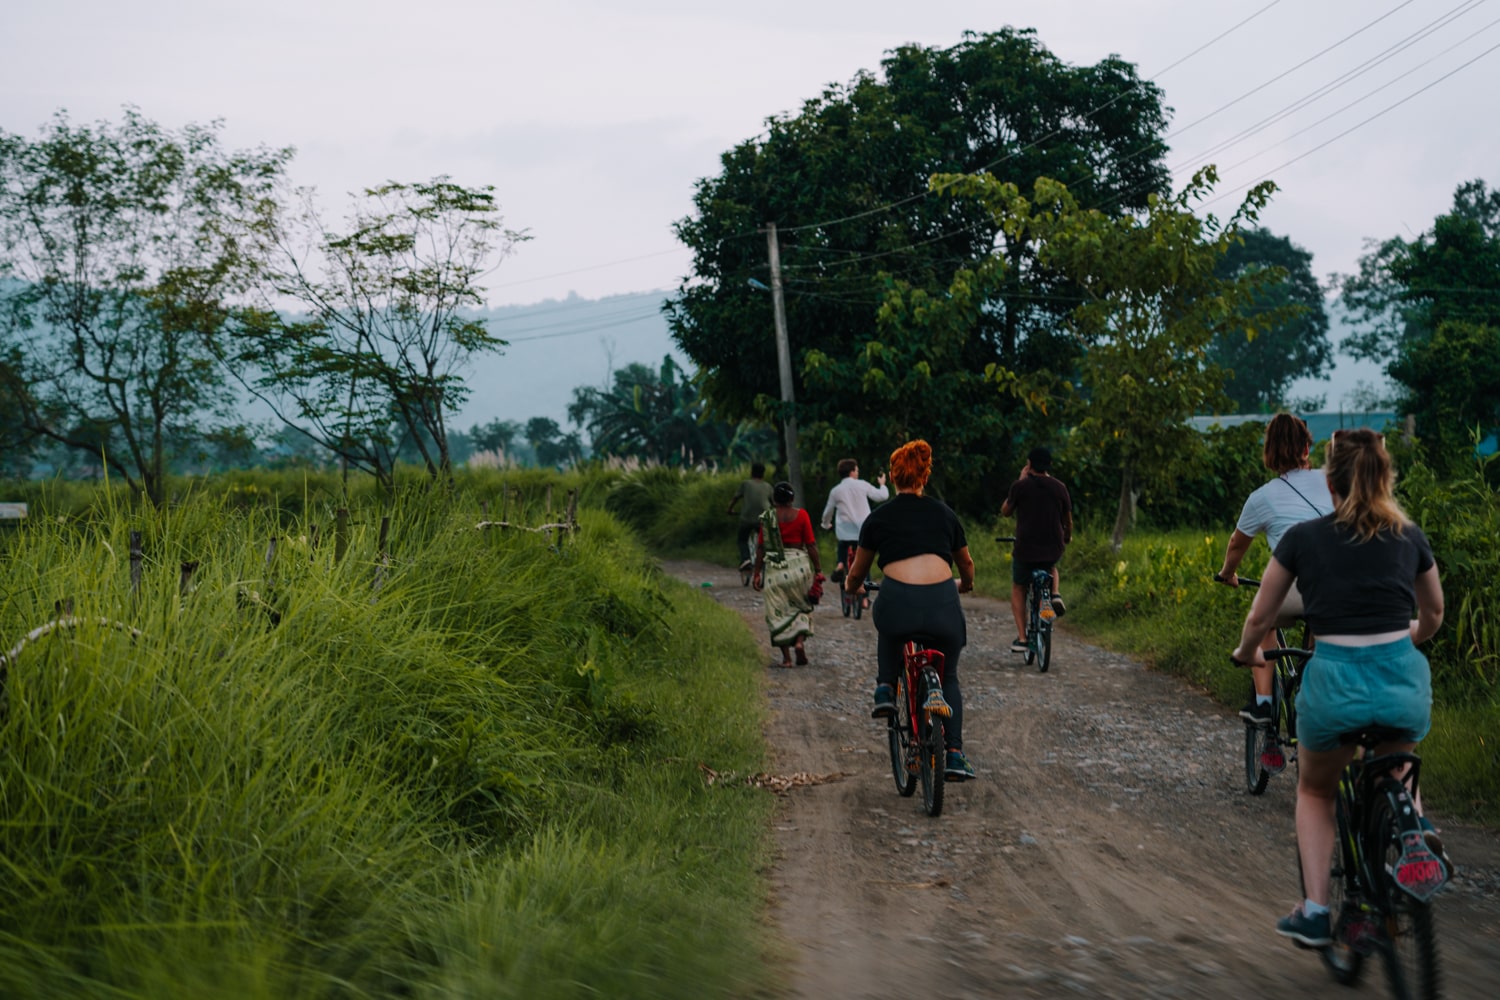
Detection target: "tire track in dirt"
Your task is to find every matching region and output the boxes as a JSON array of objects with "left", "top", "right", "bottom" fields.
[{"left": 662, "top": 559, "right": 1500, "bottom": 999}]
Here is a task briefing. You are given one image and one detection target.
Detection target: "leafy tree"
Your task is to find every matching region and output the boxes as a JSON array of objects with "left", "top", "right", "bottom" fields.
[
  {"left": 667, "top": 29, "right": 1170, "bottom": 496},
  {"left": 567, "top": 354, "right": 752, "bottom": 466},
  {"left": 525, "top": 417, "right": 583, "bottom": 469},
  {"left": 1339, "top": 178, "right": 1500, "bottom": 468},
  {"left": 1388, "top": 321, "right": 1500, "bottom": 469},
  {"left": 0, "top": 346, "right": 41, "bottom": 474},
  {"left": 0, "top": 108, "right": 291, "bottom": 504},
  {"left": 234, "top": 178, "right": 528, "bottom": 490},
  {"left": 1209, "top": 228, "right": 1331, "bottom": 413},
  {"left": 468, "top": 417, "right": 523, "bottom": 456},
  {"left": 940, "top": 168, "right": 1280, "bottom": 547}
]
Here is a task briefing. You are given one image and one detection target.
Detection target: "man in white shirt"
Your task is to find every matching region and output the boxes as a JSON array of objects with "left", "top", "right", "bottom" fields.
[{"left": 821, "top": 458, "right": 888, "bottom": 598}]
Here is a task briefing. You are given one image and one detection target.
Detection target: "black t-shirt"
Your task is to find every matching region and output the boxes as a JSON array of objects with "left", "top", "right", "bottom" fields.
[
  {"left": 857, "top": 493, "right": 968, "bottom": 569},
  {"left": 1005, "top": 474, "right": 1072, "bottom": 563},
  {"left": 1274, "top": 515, "right": 1435, "bottom": 635}
]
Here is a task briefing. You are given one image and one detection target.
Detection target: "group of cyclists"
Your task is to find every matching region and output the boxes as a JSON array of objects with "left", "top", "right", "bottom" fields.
[
  {"left": 733, "top": 439, "right": 1072, "bottom": 782},
  {"left": 732, "top": 415, "right": 1448, "bottom": 953}
]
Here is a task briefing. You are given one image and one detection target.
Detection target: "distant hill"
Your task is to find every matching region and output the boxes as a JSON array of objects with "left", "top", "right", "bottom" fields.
[{"left": 455, "top": 290, "right": 685, "bottom": 430}]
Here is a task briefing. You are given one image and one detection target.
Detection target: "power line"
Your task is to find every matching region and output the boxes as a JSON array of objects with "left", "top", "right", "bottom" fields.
[
  {"left": 1207, "top": 17, "right": 1500, "bottom": 178},
  {"left": 1172, "top": 1, "right": 1492, "bottom": 171},
  {"left": 1156, "top": 0, "right": 1423, "bottom": 147},
  {"left": 1198, "top": 37, "right": 1500, "bottom": 210}
]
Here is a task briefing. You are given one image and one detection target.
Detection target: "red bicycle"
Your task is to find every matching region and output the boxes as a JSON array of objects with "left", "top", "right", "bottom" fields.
[{"left": 870, "top": 595, "right": 951, "bottom": 816}]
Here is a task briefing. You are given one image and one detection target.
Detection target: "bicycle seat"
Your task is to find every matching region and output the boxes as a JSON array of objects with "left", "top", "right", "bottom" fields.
[{"left": 1336, "top": 724, "right": 1411, "bottom": 748}]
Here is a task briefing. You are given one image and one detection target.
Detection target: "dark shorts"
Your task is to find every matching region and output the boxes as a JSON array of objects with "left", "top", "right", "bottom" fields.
[
  {"left": 1295, "top": 637, "right": 1432, "bottom": 752},
  {"left": 1011, "top": 558, "right": 1056, "bottom": 587}
]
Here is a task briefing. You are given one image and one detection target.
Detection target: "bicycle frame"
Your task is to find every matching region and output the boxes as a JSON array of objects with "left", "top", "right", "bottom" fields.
[
  {"left": 887, "top": 637, "right": 950, "bottom": 817},
  {"left": 998, "top": 537, "right": 1053, "bottom": 672}
]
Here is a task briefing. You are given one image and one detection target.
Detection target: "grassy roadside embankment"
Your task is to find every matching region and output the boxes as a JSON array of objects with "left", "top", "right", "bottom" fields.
[{"left": 0, "top": 483, "right": 778, "bottom": 998}]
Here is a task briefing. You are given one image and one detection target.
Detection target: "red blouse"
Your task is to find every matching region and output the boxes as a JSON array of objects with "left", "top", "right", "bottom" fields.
[{"left": 759, "top": 508, "right": 815, "bottom": 548}]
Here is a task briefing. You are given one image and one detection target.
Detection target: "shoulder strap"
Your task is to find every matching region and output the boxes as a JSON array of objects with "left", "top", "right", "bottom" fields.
[{"left": 1278, "top": 474, "right": 1330, "bottom": 517}]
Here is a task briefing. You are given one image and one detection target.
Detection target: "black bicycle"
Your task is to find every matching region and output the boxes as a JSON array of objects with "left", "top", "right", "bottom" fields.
[
  {"left": 1217, "top": 573, "right": 1304, "bottom": 795},
  {"left": 998, "top": 536, "right": 1053, "bottom": 672},
  {"left": 1269, "top": 648, "right": 1448, "bottom": 999},
  {"left": 834, "top": 540, "right": 868, "bottom": 619}
]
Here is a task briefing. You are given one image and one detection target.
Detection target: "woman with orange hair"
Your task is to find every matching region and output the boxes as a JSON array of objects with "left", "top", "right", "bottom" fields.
[{"left": 844, "top": 440, "right": 978, "bottom": 781}]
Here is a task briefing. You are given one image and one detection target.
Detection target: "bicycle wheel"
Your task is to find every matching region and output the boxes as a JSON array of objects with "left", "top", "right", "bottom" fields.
[
  {"left": 842, "top": 589, "right": 854, "bottom": 617},
  {"left": 888, "top": 678, "right": 916, "bottom": 797},
  {"left": 1372, "top": 794, "right": 1441, "bottom": 1000},
  {"left": 1321, "top": 796, "right": 1366, "bottom": 986},
  {"left": 853, "top": 593, "right": 864, "bottom": 620},
  {"left": 917, "top": 680, "right": 945, "bottom": 817},
  {"left": 1022, "top": 592, "right": 1037, "bottom": 666},
  {"left": 1244, "top": 720, "right": 1272, "bottom": 795},
  {"left": 1037, "top": 623, "right": 1052, "bottom": 673}
]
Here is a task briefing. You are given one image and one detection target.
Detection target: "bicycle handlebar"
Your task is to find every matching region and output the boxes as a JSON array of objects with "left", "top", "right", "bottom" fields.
[{"left": 1214, "top": 572, "right": 1260, "bottom": 587}]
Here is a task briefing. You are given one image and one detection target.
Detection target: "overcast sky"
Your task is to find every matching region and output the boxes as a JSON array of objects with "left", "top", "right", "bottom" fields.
[{"left": 4, "top": 1, "right": 1497, "bottom": 410}]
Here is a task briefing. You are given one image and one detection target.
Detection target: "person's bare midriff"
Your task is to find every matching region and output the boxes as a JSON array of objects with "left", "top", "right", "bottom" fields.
[{"left": 881, "top": 553, "right": 954, "bottom": 585}]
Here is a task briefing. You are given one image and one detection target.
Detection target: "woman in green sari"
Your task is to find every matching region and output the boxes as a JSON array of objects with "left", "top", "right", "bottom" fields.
[{"left": 752, "top": 481, "right": 824, "bottom": 666}]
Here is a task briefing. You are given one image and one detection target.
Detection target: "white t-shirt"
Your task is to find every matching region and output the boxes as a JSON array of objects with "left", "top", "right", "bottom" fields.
[
  {"left": 821, "top": 477, "right": 889, "bottom": 540},
  {"left": 1235, "top": 467, "right": 1334, "bottom": 551}
]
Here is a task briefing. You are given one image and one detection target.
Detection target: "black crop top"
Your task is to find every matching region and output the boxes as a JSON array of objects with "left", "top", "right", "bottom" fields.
[
  {"left": 857, "top": 493, "right": 968, "bottom": 568},
  {"left": 1273, "top": 515, "right": 1435, "bottom": 635}
]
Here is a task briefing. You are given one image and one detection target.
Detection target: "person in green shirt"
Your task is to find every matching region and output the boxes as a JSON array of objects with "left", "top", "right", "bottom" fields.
[{"left": 728, "top": 462, "right": 775, "bottom": 571}]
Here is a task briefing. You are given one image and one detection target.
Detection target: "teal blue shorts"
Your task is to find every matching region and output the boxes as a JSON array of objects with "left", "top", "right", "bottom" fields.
[{"left": 1295, "top": 637, "right": 1431, "bottom": 752}]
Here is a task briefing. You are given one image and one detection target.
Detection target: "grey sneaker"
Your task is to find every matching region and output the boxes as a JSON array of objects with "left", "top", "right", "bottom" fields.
[
  {"left": 871, "top": 684, "right": 896, "bottom": 719},
  {"left": 1276, "top": 905, "right": 1332, "bottom": 948},
  {"left": 1010, "top": 638, "right": 1028, "bottom": 653}
]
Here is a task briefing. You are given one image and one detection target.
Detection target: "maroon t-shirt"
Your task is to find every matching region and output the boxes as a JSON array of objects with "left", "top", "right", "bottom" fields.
[{"left": 1005, "top": 474, "right": 1071, "bottom": 564}]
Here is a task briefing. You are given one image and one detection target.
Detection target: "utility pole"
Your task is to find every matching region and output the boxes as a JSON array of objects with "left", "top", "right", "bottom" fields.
[{"left": 764, "top": 222, "right": 804, "bottom": 505}]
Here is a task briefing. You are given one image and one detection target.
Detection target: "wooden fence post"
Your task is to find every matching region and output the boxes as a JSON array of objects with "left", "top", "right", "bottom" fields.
[{"left": 334, "top": 508, "right": 349, "bottom": 564}]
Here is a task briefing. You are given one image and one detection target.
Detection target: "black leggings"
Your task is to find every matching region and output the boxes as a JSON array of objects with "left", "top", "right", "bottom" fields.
[{"left": 871, "top": 577, "right": 968, "bottom": 750}]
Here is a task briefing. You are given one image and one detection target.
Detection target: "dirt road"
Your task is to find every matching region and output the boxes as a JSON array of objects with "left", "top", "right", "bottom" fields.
[{"left": 663, "top": 559, "right": 1500, "bottom": 1000}]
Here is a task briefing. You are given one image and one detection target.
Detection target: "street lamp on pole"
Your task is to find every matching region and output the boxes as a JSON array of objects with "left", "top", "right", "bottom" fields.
[{"left": 749, "top": 223, "right": 804, "bottom": 505}]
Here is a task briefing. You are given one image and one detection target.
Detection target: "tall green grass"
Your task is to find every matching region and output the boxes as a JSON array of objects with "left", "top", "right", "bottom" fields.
[{"left": 0, "top": 484, "right": 774, "bottom": 998}]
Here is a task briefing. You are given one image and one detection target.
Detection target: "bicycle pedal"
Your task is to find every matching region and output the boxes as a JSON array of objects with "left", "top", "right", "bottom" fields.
[{"left": 922, "top": 691, "right": 952, "bottom": 717}]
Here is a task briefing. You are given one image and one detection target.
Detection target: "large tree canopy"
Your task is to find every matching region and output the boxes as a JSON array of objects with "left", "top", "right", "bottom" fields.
[
  {"left": 1209, "top": 227, "right": 1332, "bottom": 413},
  {"left": 1339, "top": 178, "right": 1500, "bottom": 469},
  {"left": 666, "top": 29, "right": 1171, "bottom": 500},
  {"left": 0, "top": 108, "right": 291, "bottom": 504},
  {"left": 936, "top": 168, "right": 1280, "bottom": 546}
]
